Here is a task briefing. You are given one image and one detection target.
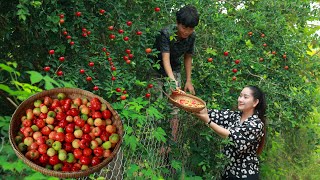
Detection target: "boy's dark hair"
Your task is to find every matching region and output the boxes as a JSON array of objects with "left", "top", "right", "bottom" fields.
[{"left": 176, "top": 5, "right": 199, "bottom": 28}]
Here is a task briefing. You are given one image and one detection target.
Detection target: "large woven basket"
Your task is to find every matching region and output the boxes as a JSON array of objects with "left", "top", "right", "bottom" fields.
[
  {"left": 9, "top": 87, "right": 124, "bottom": 178},
  {"left": 168, "top": 93, "right": 206, "bottom": 113}
]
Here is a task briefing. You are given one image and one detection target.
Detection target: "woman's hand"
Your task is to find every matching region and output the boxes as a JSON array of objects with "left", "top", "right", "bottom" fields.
[{"left": 193, "top": 107, "right": 210, "bottom": 123}]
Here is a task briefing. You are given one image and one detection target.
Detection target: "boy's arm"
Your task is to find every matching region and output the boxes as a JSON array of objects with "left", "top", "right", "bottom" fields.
[
  {"left": 162, "top": 52, "right": 179, "bottom": 87},
  {"left": 184, "top": 53, "right": 195, "bottom": 94}
]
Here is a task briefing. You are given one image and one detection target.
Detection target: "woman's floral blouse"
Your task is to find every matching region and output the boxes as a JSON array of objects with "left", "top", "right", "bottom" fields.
[{"left": 208, "top": 109, "right": 264, "bottom": 178}]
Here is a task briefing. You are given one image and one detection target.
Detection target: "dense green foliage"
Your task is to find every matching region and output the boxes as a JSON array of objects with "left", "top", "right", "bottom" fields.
[{"left": 0, "top": 0, "right": 319, "bottom": 179}]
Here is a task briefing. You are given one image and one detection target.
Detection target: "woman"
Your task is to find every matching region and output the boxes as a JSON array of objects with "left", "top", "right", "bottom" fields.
[{"left": 194, "top": 86, "right": 266, "bottom": 179}]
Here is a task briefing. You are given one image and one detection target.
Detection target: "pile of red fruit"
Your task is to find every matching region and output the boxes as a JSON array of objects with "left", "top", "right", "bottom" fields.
[{"left": 15, "top": 92, "right": 121, "bottom": 172}]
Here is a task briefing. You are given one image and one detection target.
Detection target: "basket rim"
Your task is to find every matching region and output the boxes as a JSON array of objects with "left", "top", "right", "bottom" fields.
[{"left": 9, "top": 87, "right": 123, "bottom": 178}]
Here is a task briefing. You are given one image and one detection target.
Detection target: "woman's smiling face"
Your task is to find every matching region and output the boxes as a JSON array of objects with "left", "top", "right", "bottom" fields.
[{"left": 238, "top": 87, "right": 259, "bottom": 112}]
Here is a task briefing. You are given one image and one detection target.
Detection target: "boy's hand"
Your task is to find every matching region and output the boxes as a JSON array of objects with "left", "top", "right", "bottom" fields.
[{"left": 184, "top": 81, "right": 195, "bottom": 95}]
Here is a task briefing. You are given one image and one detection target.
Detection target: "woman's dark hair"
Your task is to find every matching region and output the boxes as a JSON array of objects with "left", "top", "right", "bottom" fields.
[
  {"left": 176, "top": 5, "right": 199, "bottom": 28},
  {"left": 247, "top": 85, "right": 267, "bottom": 155}
]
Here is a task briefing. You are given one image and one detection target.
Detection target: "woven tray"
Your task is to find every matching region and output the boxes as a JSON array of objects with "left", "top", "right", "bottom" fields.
[
  {"left": 9, "top": 87, "right": 123, "bottom": 178},
  {"left": 168, "top": 92, "right": 206, "bottom": 113}
]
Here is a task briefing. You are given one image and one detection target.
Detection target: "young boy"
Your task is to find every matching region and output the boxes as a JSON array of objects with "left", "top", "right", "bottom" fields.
[
  {"left": 153, "top": 5, "right": 199, "bottom": 95},
  {"left": 152, "top": 5, "right": 200, "bottom": 142}
]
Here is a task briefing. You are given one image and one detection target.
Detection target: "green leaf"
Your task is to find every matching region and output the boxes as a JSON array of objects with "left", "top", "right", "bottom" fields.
[
  {"left": 25, "top": 171, "right": 57, "bottom": 180},
  {"left": 152, "top": 127, "right": 167, "bottom": 143},
  {"left": 171, "top": 160, "right": 182, "bottom": 170},
  {"left": 245, "top": 39, "right": 253, "bottom": 50},
  {"left": 127, "top": 164, "right": 140, "bottom": 176},
  {"left": 146, "top": 106, "right": 164, "bottom": 120},
  {"left": 134, "top": 80, "right": 147, "bottom": 87},
  {"left": 26, "top": 71, "right": 43, "bottom": 84},
  {"left": 59, "top": 80, "right": 76, "bottom": 88},
  {"left": 43, "top": 75, "right": 61, "bottom": 90},
  {"left": 124, "top": 135, "right": 139, "bottom": 151},
  {"left": 205, "top": 47, "right": 217, "bottom": 56},
  {"left": 0, "top": 64, "right": 16, "bottom": 74},
  {"left": 128, "top": 101, "right": 144, "bottom": 112}
]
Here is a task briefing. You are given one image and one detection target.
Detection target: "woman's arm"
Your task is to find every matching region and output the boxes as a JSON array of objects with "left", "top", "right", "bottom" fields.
[{"left": 195, "top": 108, "right": 230, "bottom": 138}]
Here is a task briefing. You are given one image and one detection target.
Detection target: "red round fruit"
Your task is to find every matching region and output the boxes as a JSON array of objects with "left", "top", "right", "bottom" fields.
[
  {"left": 102, "top": 109, "right": 112, "bottom": 119},
  {"left": 108, "top": 26, "right": 114, "bottom": 31},
  {"left": 123, "top": 56, "right": 129, "bottom": 61},
  {"left": 49, "top": 155, "right": 60, "bottom": 165},
  {"left": 111, "top": 66, "right": 116, "bottom": 71},
  {"left": 232, "top": 68, "right": 238, "bottom": 73},
  {"left": 109, "top": 34, "right": 116, "bottom": 39},
  {"left": 93, "top": 86, "right": 99, "bottom": 91},
  {"left": 116, "top": 88, "right": 121, "bottom": 92},
  {"left": 207, "top": 58, "right": 213, "bottom": 62},
  {"left": 259, "top": 57, "right": 264, "bottom": 62},
  {"left": 145, "top": 48, "right": 152, "bottom": 54},
  {"left": 49, "top": 50, "right": 55, "bottom": 55},
  {"left": 136, "top": 31, "right": 142, "bottom": 35},
  {"left": 126, "top": 21, "right": 132, "bottom": 26},
  {"left": 59, "top": 14, "right": 64, "bottom": 19},
  {"left": 93, "top": 147, "right": 104, "bottom": 157},
  {"left": 145, "top": 93, "right": 151, "bottom": 98},
  {"left": 282, "top": 54, "right": 287, "bottom": 59},
  {"left": 99, "top": 9, "right": 105, "bottom": 14},
  {"left": 43, "top": 66, "right": 50, "bottom": 72},
  {"left": 126, "top": 60, "right": 131, "bottom": 64},
  {"left": 56, "top": 70, "right": 63, "bottom": 76},
  {"left": 111, "top": 76, "right": 116, "bottom": 81},
  {"left": 223, "top": 51, "right": 229, "bottom": 56},
  {"left": 66, "top": 35, "right": 71, "bottom": 39},
  {"left": 75, "top": 11, "right": 81, "bottom": 17},
  {"left": 248, "top": 31, "right": 253, "bottom": 36},
  {"left": 62, "top": 31, "right": 68, "bottom": 36},
  {"left": 284, "top": 65, "right": 289, "bottom": 70},
  {"left": 80, "top": 69, "right": 85, "bottom": 74},
  {"left": 83, "top": 148, "right": 92, "bottom": 157},
  {"left": 91, "top": 156, "right": 101, "bottom": 166},
  {"left": 70, "top": 41, "right": 75, "bottom": 45},
  {"left": 261, "top": 33, "right": 265, "bottom": 38},
  {"left": 59, "top": 56, "right": 65, "bottom": 62},
  {"left": 232, "top": 76, "right": 237, "bottom": 81},
  {"left": 148, "top": 84, "right": 153, "bottom": 88},
  {"left": 123, "top": 36, "right": 129, "bottom": 41},
  {"left": 125, "top": 49, "right": 131, "bottom": 54},
  {"left": 64, "top": 133, "right": 75, "bottom": 143},
  {"left": 102, "top": 47, "right": 107, "bottom": 52},
  {"left": 155, "top": 7, "right": 160, "bottom": 12},
  {"left": 263, "top": 43, "right": 267, "bottom": 47},
  {"left": 234, "top": 59, "right": 240, "bottom": 64},
  {"left": 120, "top": 95, "right": 126, "bottom": 100},
  {"left": 89, "top": 62, "right": 94, "bottom": 67},
  {"left": 73, "top": 149, "right": 83, "bottom": 159},
  {"left": 59, "top": 19, "right": 65, "bottom": 24},
  {"left": 118, "top": 29, "right": 124, "bottom": 34}
]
